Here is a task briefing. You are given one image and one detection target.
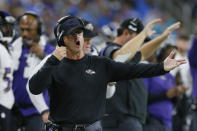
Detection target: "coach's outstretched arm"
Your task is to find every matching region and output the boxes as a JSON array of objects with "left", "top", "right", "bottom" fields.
[
  {"left": 29, "top": 46, "right": 66, "bottom": 95},
  {"left": 108, "top": 50, "right": 186, "bottom": 82}
]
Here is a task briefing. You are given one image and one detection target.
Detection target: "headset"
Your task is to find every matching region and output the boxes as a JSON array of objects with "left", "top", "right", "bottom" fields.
[
  {"left": 18, "top": 11, "right": 43, "bottom": 35},
  {"left": 54, "top": 15, "right": 84, "bottom": 46}
]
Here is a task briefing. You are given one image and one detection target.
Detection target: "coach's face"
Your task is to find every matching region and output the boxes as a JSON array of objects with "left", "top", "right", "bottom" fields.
[{"left": 63, "top": 28, "right": 84, "bottom": 54}]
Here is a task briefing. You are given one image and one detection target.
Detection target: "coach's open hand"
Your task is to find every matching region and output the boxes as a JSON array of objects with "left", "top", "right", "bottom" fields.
[{"left": 164, "top": 50, "right": 186, "bottom": 71}]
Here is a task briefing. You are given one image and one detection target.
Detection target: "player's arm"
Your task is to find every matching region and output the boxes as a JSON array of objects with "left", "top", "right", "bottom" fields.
[
  {"left": 27, "top": 85, "right": 50, "bottom": 122},
  {"left": 140, "top": 22, "right": 180, "bottom": 61},
  {"left": 26, "top": 55, "right": 51, "bottom": 122},
  {"left": 112, "top": 19, "right": 161, "bottom": 61}
]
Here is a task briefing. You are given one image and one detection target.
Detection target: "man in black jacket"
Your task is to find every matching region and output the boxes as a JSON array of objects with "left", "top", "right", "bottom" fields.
[
  {"left": 100, "top": 18, "right": 180, "bottom": 131},
  {"left": 28, "top": 15, "right": 186, "bottom": 131}
]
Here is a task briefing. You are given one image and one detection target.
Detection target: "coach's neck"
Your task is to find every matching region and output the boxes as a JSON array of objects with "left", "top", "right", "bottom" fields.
[{"left": 66, "top": 49, "right": 85, "bottom": 60}]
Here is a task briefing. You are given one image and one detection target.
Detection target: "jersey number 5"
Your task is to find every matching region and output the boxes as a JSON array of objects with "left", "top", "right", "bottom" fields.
[{"left": 3, "top": 68, "right": 11, "bottom": 92}]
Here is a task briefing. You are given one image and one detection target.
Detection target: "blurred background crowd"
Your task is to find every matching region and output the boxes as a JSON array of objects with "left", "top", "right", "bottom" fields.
[{"left": 1, "top": 0, "right": 197, "bottom": 43}]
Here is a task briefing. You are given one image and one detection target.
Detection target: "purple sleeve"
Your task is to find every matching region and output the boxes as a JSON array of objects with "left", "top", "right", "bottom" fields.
[
  {"left": 44, "top": 43, "right": 55, "bottom": 54},
  {"left": 188, "top": 37, "right": 197, "bottom": 67}
]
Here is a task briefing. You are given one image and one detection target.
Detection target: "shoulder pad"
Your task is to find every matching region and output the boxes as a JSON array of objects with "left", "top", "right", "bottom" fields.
[{"left": 100, "top": 42, "right": 120, "bottom": 58}]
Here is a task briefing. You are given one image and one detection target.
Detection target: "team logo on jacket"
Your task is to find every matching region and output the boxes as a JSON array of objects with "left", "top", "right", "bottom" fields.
[{"left": 85, "top": 69, "right": 96, "bottom": 75}]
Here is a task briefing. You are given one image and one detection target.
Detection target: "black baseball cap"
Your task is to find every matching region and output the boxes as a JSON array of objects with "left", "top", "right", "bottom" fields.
[
  {"left": 120, "top": 18, "right": 144, "bottom": 34},
  {"left": 58, "top": 16, "right": 84, "bottom": 36},
  {"left": 83, "top": 20, "right": 97, "bottom": 38}
]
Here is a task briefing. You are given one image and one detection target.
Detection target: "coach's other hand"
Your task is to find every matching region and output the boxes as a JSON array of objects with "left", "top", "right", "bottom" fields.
[
  {"left": 52, "top": 46, "right": 66, "bottom": 61},
  {"left": 164, "top": 50, "right": 186, "bottom": 71}
]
